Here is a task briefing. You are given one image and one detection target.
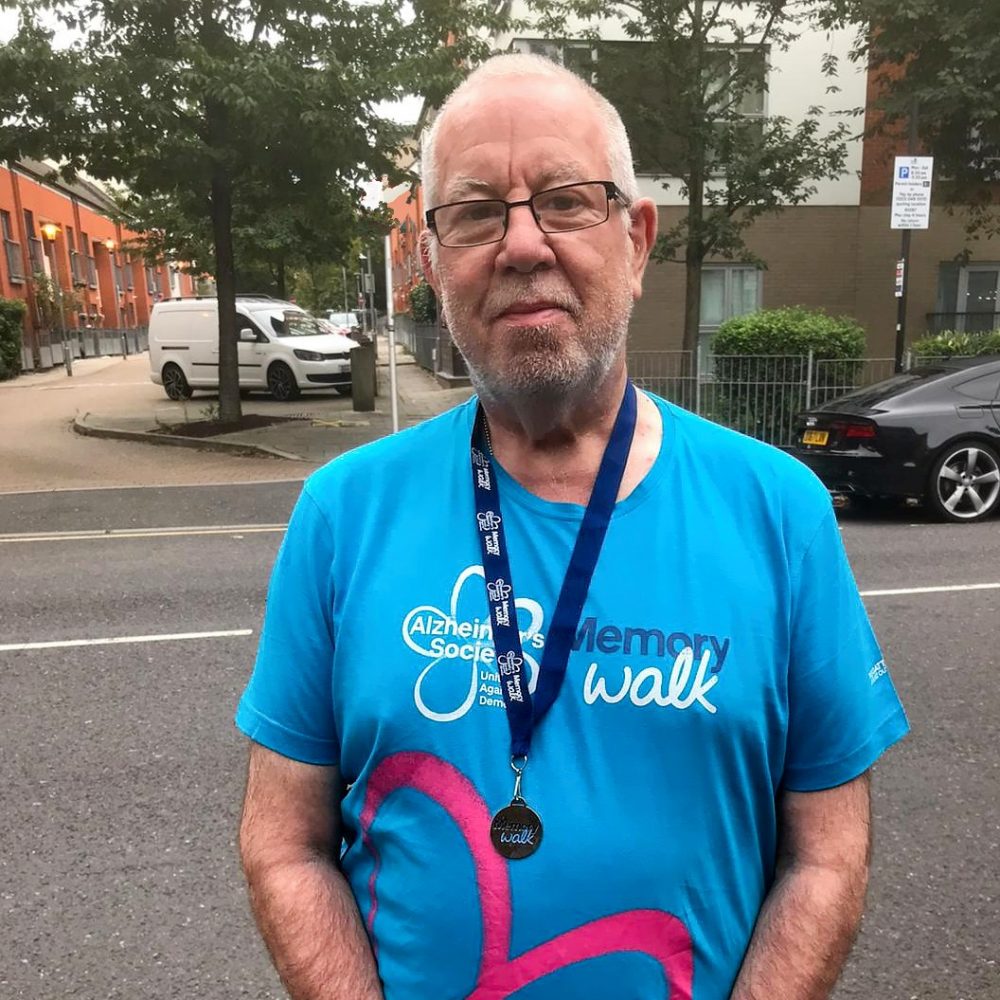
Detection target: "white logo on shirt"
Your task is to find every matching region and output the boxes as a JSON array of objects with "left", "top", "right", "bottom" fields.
[{"left": 402, "top": 565, "right": 544, "bottom": 722}]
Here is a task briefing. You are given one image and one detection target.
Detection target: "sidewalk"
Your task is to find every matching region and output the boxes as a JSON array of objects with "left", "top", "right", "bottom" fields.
[{"left": 70, "top": 346, "right": 474, "bottom": 464}]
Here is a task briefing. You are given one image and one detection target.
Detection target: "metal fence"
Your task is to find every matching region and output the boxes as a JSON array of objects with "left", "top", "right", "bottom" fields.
[
  {"left": 394, "top": 314, "right": 440, "bottom": 373},
  {"left": 17, "top": 327, "right": 148, "bottom": 373},
  {"left": 627, "top": 351, "right": 903, "bottom": 448}
]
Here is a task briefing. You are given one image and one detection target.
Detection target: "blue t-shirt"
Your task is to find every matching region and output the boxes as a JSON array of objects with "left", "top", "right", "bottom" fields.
[{"left": 236, "top": 395, "right": 908, "bottom": 1000}]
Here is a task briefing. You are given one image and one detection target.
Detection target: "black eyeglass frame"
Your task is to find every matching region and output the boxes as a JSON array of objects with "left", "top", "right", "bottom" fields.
[{"left": 425, "top": 180, "right": 626, "bottom": 248}]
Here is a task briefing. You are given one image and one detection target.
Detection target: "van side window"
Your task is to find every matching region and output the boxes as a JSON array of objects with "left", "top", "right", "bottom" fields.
[{"left": 237, "top": 314, "right": 262, "bottom": 340}]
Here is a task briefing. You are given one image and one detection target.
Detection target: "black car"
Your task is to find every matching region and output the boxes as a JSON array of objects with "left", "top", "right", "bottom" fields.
[{"left": 792, "top": 356, "right": 1000, "bottom": 523}]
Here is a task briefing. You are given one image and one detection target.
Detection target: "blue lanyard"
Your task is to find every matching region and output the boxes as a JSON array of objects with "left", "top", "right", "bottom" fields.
[{"left": 470, "top": 381, "right": 638, "bottom": 762}]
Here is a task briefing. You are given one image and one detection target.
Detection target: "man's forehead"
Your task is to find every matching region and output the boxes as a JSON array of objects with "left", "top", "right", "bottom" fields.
[
  {"left": 443, "top": 162, "right": 595, "bottom": 201},
  {"left": 433, "top": 77, "right": 608, "bottom": 201}
]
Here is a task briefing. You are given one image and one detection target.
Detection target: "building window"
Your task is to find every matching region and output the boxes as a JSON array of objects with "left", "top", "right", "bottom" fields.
[
  {"left": 700, "top": 265, "right": 762, "bottom": 368},
  {"left": 23, "top": 209, "right": 43, "bottom": 273},
  {"left": 1, "top": 209, "right": 24, "bottom": 282},
  {"left": 81, "top": 232, "right": 98, "bottom": 288},
  {"left": 513, "top": 39, "right": 767, "bottom": 176},
  {"left": 67, "top": 226, "right": 86, "bottom": 286},
  {"left": 933, "top": 263, "right": 1000, "bottom": 334}
]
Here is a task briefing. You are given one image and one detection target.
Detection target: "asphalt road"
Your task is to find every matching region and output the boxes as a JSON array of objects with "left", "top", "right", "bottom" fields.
[{"left": 2, "top": 485, "right": 998, "bottom": 999}]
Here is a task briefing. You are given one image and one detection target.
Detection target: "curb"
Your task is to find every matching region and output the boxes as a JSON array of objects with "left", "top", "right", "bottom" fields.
[{"left": 73, "top": 412, "right": 308, "bottom": 462}]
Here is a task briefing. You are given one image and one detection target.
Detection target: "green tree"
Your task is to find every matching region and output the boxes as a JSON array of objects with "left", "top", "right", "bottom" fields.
[
  {"left": 528, "top": 1, "right": 851, "bottom": 355},
  {"left": 1, "top": 0, "right": 514, "bottom": 421},
  {"left": 823, "top": 0, "right": 1000, "bottom": 238}
]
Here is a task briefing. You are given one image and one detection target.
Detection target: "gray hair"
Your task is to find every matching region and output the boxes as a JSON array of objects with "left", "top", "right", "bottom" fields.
[{"left": 420, "top": 52, "right": 639, "bottom": 209}]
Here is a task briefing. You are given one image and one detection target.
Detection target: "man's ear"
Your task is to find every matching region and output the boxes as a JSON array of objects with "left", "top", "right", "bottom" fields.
[{"left": 419, "top": 229, "right": 441, "bottom": 296}]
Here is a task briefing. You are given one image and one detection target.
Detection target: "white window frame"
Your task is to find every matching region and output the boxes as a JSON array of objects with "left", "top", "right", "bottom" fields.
[
  {"left": 957, "top": 264, "right": 1000, "bottom": 333},
  {"left": 699, "top": 264, "right": 763, "bottom": 371}
]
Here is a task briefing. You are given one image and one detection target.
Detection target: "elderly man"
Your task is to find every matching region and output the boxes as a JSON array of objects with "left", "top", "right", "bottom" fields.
[{"left": 236, "top": 54, "right": 908, "bottom": 1000}]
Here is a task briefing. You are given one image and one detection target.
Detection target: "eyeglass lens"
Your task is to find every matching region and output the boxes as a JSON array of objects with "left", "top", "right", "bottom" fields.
[{"left": 434, "top": 182, "right": 611, "bottom": 247}]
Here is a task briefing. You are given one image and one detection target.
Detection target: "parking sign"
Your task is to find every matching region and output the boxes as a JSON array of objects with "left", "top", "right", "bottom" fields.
[{"left": 891, "top": 157, "right": 933, "bottom": 229}]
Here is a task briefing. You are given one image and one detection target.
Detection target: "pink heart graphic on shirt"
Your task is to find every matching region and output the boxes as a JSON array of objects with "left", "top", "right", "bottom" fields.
[{"left": 360, "top": 752, "right": 693, "bottom": 999}]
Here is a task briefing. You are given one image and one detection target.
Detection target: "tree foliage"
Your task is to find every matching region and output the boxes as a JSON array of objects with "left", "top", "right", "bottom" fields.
[
  {"left": 822, "top": 0, "right": 1000, "bottom": 237},
  {"left": 0, "top": 0, "right": 514, "bottom": 419},
  {"left": 527, "top": 0, "right": 852, "bottom": 354}
]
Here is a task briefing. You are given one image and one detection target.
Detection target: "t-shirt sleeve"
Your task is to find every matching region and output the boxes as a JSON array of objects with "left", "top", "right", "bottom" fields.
[
  {"left": 234, "top": 486, "right": 340, "bottom": 765},
  {"left": 783, "top": 506, "right": 909, "bottom": 791}
]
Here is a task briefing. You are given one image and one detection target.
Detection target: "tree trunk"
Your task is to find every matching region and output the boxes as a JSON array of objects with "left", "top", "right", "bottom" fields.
[{"left": 210, "top": 166, "right": 242, "bottom": 423}]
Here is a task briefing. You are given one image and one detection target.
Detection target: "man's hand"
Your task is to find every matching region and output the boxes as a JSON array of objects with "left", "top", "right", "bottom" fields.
[
  {"left": 730, "top": 772, "right": 872, "bottom": 1000},
  {"left": 239, "top": 743, "right": 383, "bottom": 1000}
]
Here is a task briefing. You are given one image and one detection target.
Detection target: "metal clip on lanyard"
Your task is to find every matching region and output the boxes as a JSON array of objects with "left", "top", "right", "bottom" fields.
[{"left": 471, "top": 380, "right": 638, "bottom": 859}]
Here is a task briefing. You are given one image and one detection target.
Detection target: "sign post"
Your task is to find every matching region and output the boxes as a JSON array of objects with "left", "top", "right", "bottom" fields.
[{"left": 890, "top": 146, "right": 932, "bottom": 371}]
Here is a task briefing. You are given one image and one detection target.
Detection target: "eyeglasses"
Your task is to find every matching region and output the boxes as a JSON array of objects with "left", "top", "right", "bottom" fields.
[{"left": 426, "top": 181, "right": 626, "bottom": 248}]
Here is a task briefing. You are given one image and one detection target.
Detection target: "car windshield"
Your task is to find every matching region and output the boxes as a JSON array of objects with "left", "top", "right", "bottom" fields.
[
  {"left": 267, "top": 310, "right": 325, "bottom": 338},
  {"left": 328, "top": 312, "right": 359, "bottom": 326}
]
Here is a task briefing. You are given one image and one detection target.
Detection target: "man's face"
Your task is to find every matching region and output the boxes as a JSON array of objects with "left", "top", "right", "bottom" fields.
[{"left": 422, "top": 77, "right": 656, "bottom": 403}]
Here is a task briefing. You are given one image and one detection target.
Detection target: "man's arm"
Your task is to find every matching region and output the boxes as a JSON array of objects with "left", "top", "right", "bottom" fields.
[
  {"left": 239, "top": 742, "right": 383, "bottom": 1000},
  {"left": 730, "top": 772, "right": 872, "bottom": 1000}
]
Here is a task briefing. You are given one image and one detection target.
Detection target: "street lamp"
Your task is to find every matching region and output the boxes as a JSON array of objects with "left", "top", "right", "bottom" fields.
[{"left": 39, "top": 223, "right": 71, "bottom": 376}]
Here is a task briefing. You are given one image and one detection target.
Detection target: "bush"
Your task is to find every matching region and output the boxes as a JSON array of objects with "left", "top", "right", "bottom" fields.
[
  {"left": 708, "top": 308, "right": 866, "bottom": 439},
  {"left": 910, "top": 330, "right": 1000, "bottom": 359},
  {"left": 408, "top": 279, "right": 437, "bottom": 324},
  {"left": 0, "top": 297, "right": 27, "bottom": 381},
  {"left": 713, "top": 306, "right": 866, "bottom": 358}
]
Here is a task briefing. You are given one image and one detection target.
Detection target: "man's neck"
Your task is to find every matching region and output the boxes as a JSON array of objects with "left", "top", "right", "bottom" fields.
[{"left": 480, "top": 368, "right": 662, "bottom": 505}]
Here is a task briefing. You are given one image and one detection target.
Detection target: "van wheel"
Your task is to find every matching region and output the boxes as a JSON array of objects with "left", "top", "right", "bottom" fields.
[
  {"left": 162, "top": 363, "right": 193, "bottom": 400},
  {"left": 268, "top": 362, "right": 300, "bottom": 401}
]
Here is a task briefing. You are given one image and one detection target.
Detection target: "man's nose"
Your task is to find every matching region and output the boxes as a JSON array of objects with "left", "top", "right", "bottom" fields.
[{"left": 494, "top": 204, "right": 557, "bottom": 274}]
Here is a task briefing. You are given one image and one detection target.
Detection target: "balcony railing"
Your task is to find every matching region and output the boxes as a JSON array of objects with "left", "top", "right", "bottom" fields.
[
  {"left": 926, "top": 311, "right": 1000, "bottom": 335},
  {"left": 4, "top": 238, "right": 24, "bottom": 281}
]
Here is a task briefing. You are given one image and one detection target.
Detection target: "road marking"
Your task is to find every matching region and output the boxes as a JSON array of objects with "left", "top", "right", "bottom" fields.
[
  {"left": 861, "top": 582, "right": 1000, "bottom": 597},
  {"left": 0, "top": 478, "right": 307, "bottom": 497},
  {"left": 0, "top": 628, "right": 253, "bottom": 652},
  {"left": 0, "top": 523, "right": 287, "bottom": 543}
]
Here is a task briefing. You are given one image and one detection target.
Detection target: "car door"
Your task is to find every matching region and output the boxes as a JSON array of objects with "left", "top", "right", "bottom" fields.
[
  {"left": 236, "top": 313, "right": 267, "bottom": 387},
  {"left": 953, "top": 369, "right": 1000, "bottom": 434}
]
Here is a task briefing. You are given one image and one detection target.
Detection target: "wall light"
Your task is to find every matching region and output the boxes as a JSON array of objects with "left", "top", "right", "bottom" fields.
[
  {"left": 40, "top": 222, "right": 61, "bottom": 241},
  {"left": 103, "top": 238, "right": 116, "bottom": 251}
]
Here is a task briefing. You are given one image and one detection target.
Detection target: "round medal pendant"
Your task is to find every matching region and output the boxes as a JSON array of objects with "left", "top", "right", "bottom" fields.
[{"left": 490, "top": 801, "right": 543, "bottom": 860}]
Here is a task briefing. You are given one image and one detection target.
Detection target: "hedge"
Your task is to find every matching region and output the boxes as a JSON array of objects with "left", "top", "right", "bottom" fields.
[{"left": 0, "top": 297, "right": 27, "bottom": 381}]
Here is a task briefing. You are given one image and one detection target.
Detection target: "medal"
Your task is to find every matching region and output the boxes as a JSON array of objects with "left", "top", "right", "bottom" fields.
[
  {"left": 490, "top": 755, "right": 543, "bottom": 860},
  {"left": 471, "top": 381, "right": 637, "bottom": 860}
]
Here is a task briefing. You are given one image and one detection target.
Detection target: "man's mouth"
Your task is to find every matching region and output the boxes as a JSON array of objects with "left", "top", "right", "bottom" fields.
[{"left": 496, "top": 301, "right": 567, "bottom": 323}]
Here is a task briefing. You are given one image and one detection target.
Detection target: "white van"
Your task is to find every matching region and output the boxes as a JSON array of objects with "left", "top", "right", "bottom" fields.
[{"left": 148, "top": 295, "right": 356, "bottom": 401}]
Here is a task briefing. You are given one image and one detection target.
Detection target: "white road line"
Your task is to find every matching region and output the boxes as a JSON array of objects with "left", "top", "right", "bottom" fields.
[
  {"left": 0, "top": 478, "right": 306, "bottom": 497},
  {"left": 0, "top": 524, "right": 287, "bottom": 543},
  {"left": 861, "top": 582, "right": 1000, "bottom": 597},
  {"left": 0, "top": 628, "right": 254, "bottom": 652}
]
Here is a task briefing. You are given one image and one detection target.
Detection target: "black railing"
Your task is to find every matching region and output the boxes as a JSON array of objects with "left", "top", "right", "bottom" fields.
[{"left": 926, "top": 312, "right": 1000, "bottom": 334}]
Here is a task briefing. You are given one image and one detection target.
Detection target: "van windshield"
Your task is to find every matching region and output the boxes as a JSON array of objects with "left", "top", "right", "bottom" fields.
[{"left": 266, "top": 310, "right": 325, "bottom": 338}]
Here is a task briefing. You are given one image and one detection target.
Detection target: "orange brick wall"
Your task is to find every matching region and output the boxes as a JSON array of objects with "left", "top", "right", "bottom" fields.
[
  {"left": 0, "top": 164, "right": 198, "bottom": 356},
  {"left": 387, "top": 184, "right": 424, "bottom": 314}
]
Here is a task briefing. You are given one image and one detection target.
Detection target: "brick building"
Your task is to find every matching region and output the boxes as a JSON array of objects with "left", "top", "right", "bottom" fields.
[{"left": 0, "top": 159, "right": 198, "bottom": 365}]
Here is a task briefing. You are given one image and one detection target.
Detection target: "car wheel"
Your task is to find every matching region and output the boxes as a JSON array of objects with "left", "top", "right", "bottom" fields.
[
  {"left": 267, "top": 362, "right": 300, "bottom": 402},
  {"left": 162, "top": 363, "right": 193, "bottom": 400},
  {"left": 928, "top": 441, "right": 1000, "bottom": 523}
]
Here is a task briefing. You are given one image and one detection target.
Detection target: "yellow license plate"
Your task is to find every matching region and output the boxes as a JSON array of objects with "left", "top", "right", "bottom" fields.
[{"left": 802, "top": 430, "right": 829, "bottom": 446}]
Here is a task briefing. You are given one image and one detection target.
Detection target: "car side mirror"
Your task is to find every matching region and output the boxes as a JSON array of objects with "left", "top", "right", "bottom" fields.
[{"left": 239, "top": 327, "right": 257, "bottom": 343}]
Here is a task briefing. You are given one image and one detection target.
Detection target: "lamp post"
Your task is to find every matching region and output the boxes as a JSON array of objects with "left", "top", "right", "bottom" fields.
[{"left": 41, "top": 222, "right": 71, "bottom": 376}]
